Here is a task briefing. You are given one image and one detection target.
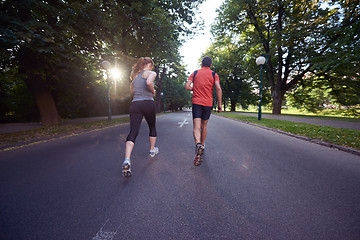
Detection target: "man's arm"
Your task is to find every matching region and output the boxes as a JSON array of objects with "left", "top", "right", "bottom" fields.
[
  {"left": 215, "top": 81, "right": 222, "bottom": 112},
  {"left": 185, "top": 79, "right": 193, "bottom": 91}
]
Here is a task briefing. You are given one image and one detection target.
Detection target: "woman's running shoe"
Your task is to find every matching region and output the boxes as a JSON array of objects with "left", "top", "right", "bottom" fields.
[
  {"left": 122, "top": 158, "right": 132, "bottom": 177},
  {"left": 149, "top": 147, "right": 159, "bottom": 157}
]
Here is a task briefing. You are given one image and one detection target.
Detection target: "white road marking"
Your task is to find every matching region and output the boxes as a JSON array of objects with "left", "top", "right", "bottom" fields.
[
  {"left": 92, "top": 219, "right": 119, "bottom": 240},
  {"left": 92, "top": 229, "right": 116, "bottom": 240},
  {"left": 93, "top": 114, "right": 192, "bottom": 239},
  {"left": 178, "top": 118, "right": 189, "bottom": 128}
]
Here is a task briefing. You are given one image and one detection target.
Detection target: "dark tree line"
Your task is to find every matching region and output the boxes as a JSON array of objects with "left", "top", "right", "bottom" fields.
[{"left": 0, "top": 0, "right": 200, "bottom": 124}]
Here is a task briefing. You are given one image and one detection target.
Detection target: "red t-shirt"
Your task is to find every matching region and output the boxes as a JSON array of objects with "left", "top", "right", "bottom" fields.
[{"left": 188, "top": 67, "right": 220, "bottom": 107}]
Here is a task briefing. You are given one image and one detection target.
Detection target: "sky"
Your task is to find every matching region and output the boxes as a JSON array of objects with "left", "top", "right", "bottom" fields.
[{"left": 180, "top": 0, "right": 225, "bottom": 74}]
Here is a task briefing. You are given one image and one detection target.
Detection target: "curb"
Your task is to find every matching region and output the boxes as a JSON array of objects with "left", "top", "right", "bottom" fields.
[{"left": 217, "top": 115, "right": 360, "bottom": 157}]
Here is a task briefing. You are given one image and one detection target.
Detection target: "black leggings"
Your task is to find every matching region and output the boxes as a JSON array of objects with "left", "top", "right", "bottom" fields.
[{"left": 126, "top": 100, "right": 157, "bottom": 143}]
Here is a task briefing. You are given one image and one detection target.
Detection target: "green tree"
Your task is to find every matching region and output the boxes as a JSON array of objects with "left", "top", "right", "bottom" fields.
[
  {"left": 163, "top": 65, "right": 192, "bottom": 111},
  {"left": 212, "top": 0, "right": 359, "bottom": 114},
  {"left": 287, "top": 78, "right": 332, "bottom": 112},
  {"left": 0, "top": 0, "right": 204, "bottom": 124},
  {"left": 309, "top": 0, "right": 360, "bottom": 115},
  {"left": 204, "top": 37, "right": 257, "bottom": 111},
  {"left": 0, "top": 0, "right": 112, "bottom": 124},
  {"left": 0, "top": 67, "right": 38, "bottom": 122}
]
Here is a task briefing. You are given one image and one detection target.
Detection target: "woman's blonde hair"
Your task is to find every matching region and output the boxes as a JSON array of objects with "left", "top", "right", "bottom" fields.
[{"left": 130, "top": 57, "right": 154, "bottom": 81}]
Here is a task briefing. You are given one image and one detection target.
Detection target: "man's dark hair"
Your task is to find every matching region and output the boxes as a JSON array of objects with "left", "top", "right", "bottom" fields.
[{"left": 202, "top": 57, "right": 212, "bottom": 67}]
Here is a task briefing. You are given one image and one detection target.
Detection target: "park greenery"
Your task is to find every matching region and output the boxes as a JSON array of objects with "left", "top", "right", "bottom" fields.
[
  {"left": 207, "top": 0, "right": 359, "bottom": 116},
  {"left": 216, "top": 112, "right": 360, "bottom": 150},
  {"left": 0, "top": 0, "right": 359, "bottom": 126},
  {"left": 1, "top": 0, "right": 200, "bottom": 125}
]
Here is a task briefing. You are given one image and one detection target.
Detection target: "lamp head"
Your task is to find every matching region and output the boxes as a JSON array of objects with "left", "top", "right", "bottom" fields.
[
  {"left": 256, "top": 56, "right": 266, "bottom": 66},
  {"left": 101, "top": 60, "right": 111, "bottom": 70}
]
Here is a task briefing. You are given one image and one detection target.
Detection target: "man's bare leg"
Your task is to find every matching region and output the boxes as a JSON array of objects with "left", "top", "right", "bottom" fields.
[
  {"left": 193, "top": 118, "right": 202, "bottom": 144},
  {"left": 200, "top": 119, "right": 208, "bottom": 145}
]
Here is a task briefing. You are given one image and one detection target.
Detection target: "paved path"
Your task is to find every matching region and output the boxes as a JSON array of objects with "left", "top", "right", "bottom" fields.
[
  {"left": 1, "top": 112, "right": 360, "bottom": 239},
  {"left": 0, "top": 112, "right": 359, "bottom": 134}
]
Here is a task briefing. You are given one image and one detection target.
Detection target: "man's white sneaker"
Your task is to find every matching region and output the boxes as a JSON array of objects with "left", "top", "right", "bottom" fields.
[{"left": 195, "top": 143, "right": 205, "bottom": 156}]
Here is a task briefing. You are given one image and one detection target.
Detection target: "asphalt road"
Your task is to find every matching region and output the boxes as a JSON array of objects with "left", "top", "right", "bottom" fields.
[{"left": 1, "top": 112, "right": 360, "bottom": 239}]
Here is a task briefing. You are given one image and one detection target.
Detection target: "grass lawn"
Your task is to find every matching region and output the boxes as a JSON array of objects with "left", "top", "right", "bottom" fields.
[
  {"left": 237, "top": 107, "right": 360, "bottom": 122},
  {"left": 216, "top": 112, "right": 360, "bottom": 151}
]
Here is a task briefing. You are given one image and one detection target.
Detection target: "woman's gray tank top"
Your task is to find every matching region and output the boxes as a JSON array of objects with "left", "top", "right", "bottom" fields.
[{"left": 132, "top": 70, "right": 154, "bottom": 102}]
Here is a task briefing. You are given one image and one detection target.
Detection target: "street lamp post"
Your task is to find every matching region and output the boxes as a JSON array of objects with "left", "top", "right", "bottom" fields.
[
  {"left": 101, "top": 60, "right": 112, "bottom": 122},
  {"left": 256, "top": 55, "right": 267, "bottom": 120}
]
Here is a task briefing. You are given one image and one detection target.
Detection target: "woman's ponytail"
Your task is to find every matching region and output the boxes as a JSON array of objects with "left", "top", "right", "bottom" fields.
[{"left": 130, "top": 57, "right": 154, "bottom": 81}]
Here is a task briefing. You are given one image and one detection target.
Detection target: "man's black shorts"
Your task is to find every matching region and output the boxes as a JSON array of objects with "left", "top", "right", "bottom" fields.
[{"left": 192, "top": 104, "right": 212, "bottom": 120}]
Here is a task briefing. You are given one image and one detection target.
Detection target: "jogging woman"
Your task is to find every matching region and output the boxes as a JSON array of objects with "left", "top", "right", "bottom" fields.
[{"left": 122, "top": 57, "right": 159, "bottom": 177}]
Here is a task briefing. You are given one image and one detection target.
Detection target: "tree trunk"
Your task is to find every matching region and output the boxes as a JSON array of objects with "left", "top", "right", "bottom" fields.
[
  {"left": 35, "top": 89, "right": 61, "bottom": 126},
  {"left": 272, "top": 89, "right": 283, "bottom": 114},
  {"left": 23, "top": 77, "right": 61, "bottom": 126},
  {"left": 19, "top": 47, "right": 61, "bottom": 126},
  {"left": 230, "top": 99, "right": 236, "bottom": 111}
]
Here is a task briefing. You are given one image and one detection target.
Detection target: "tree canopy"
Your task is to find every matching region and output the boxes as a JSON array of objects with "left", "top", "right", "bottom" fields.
[
  {"left": 0, "top": 0, "right": 203, "bottom": 124},
  {"left": 211, "top": 0, "right": 359, "bottom": 114},
  {"left": 203, "top": 36, "right": 257, "bottom": 111}
]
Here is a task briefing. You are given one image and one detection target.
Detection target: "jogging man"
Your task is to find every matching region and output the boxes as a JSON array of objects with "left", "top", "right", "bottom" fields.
[{"left": 185, "top": 57, "right": 222, "bottom": 164}]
